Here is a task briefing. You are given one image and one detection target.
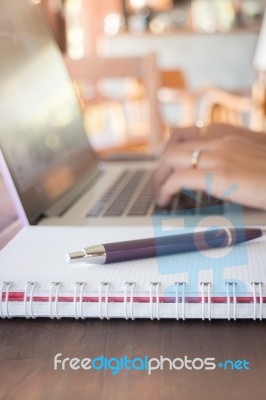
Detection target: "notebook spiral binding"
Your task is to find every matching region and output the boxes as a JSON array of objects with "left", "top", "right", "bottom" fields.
[
  {"left": 24, "top": 282, "right": 39, "bottom": 319},
  {"left": 0, "top": 282, "right": 13, "bottom": 319},
  {"left": 226, "top": 282, "right": 237, "bottom": 321},
  {"left": 74, "top": 282, "right": 87, "bottom": 320},
  {"left": 0, "top": 280, "right": 264, "bottom": 320},
  {"left": 251, "top": 282, "right": 263, "bottom": 321},
  {"left": 149, "top": 282, "right": 161, "bottom": 320},
  {"left": 99, "top": 282, "right": 111, "bottom": 320},
  {"left": 49, "top": 282, "right": 63, "bottom": 319},
  {"left": 124, "top": 282, "right": 136, "bottom": 320},
  {"left": 200, "top": 282, "right": 211, "bottom": 321},
  {"left": 175, "top": 282, "right": 186, "bottom": 321}
]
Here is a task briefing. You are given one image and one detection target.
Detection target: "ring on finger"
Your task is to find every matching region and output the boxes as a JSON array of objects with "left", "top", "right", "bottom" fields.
[
  {"left": 196, "top": 120, "right": 209, "bottom": 137},
  {"left": 191, "top": 148, "right": 201, "bottom": 168}
]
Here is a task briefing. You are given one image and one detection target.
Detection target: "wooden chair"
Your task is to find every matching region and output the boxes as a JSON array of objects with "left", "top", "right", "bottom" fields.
[{"left": 64, "top": 54, "right": 164, "bottom": 154}]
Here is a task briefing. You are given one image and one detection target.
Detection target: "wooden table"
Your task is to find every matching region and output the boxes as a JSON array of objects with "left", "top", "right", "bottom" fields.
[{"left": 1, "top": 174, "right": 266, "bottom": 400}]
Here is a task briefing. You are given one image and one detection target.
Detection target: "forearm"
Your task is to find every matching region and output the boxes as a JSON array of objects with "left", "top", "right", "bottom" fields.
[{"left": 167, "top": 123, "right": 266, "bottom": 147}]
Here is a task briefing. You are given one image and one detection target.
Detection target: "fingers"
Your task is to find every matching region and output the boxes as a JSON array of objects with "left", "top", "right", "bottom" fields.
[
  {"left": 167, "top": 126, "right": 199, "bottom": 145},
  {"left": 156, "top": 168, "right": 208, "bottom": 206},
  {"left": 156, "top": 167, "right": 230, "bottom": 206},
  {"left": 155, "top": 137, "right": 232, "bottom": 206},
  {"left": 155, "top": 139, "right": 220, "bottom": 188},
  {"left": 165, "top": 123, "right": 252, "bottom": 148},
  {"left": 166, "top": 124, "right": 226, "bottom": 146},
  {"left": 155, "top": 130, "right": 266, "bottom": 209}
]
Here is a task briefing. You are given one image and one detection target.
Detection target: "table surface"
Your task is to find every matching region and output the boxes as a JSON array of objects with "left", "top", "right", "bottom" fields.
[{"left": 0, "top": 174, "right": 266, "bottom": 400}]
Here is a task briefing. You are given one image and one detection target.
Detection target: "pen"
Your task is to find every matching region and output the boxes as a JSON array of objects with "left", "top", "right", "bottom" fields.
[{"left": 66, "top": 227, "right": 264, "bottom": 265}]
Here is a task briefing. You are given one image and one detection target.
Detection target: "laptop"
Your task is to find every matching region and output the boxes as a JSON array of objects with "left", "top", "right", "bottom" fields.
[{"left": 0, "top": 0, "right": 265, "bottom": 229}]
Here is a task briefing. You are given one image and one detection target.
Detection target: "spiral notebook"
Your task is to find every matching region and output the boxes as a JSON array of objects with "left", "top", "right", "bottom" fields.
[{"left": 0, "top": 226, "right": 266, "bottom": 321}]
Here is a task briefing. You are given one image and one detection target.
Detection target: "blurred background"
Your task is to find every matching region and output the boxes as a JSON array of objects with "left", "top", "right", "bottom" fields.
[{"left": 28, "top": 0, "right": 266, "bottom": 152}]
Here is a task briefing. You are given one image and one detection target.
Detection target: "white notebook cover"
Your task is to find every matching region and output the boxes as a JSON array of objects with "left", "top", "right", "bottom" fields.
[{"left": 0, "top": 226, "right": 266, "bottom": 320}]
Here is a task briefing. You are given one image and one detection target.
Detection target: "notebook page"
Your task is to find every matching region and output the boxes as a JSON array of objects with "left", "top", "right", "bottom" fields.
[{"left": 1, "top": 226, "right": 266, "bottom": 298}]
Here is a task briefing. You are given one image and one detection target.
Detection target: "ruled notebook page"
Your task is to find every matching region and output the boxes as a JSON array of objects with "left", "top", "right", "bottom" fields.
[{"left": 1, "top": 226, "right": 266, "bottom": 298}]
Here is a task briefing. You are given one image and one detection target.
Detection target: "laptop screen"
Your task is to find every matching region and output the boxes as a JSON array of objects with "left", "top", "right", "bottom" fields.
[{"left": 0, "top": 0, "right": 98, "bottom": 223}]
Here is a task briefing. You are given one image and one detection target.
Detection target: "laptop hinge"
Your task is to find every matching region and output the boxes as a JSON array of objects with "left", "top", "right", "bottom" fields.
[{"left": 44, "top": 167, "right": 102, "bottom": 217}]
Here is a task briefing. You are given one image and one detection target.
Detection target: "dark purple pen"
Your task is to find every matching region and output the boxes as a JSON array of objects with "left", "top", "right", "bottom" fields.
[{"left": 66, "top": 227, "right": 264, "bottom": 265}]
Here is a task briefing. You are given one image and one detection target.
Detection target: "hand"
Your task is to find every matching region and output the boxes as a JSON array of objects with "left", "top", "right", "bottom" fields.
[
  {"left": 165, "top": 123, "right": 266, "bottom": 148},
  {"left": 155, "top": 134, "right": 266, "bottom": 210}
]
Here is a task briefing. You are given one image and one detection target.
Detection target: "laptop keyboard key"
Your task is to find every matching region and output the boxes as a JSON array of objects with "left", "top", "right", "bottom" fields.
[
  {"left": 128, "top": 175, "right": 154, "bottom": 216},
  {"left": 103, "top": 171, "right": 144, "bottom": 216},
  {"left": 197, "top": 192, "right": 224, "bottom": 214},
  {"left": 87, "top": 171, "right": 128, "bottom": 217},
  {"left": 178, "top": 191, "right": 196, "bottom": 214}
]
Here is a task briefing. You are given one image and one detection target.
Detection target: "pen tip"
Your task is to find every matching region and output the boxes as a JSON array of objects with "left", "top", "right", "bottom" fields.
[{"left": 66, "top": 251, "right": 86, "bottom": 264}]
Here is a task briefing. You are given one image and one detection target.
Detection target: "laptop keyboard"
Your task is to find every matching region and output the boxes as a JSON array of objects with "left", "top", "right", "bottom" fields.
[{"left": 87, "top": 170, "right": 224, "bottom": 217}]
